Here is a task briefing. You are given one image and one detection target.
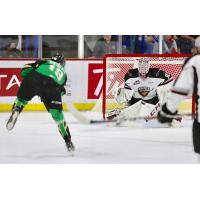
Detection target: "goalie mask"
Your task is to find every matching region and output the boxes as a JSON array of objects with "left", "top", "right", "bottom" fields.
[
  {"left": 51, "top": 53, "right": 65, "bottom": 67},
  {"left": 138, "top": 59, "right": 150, "bottom": 78}
]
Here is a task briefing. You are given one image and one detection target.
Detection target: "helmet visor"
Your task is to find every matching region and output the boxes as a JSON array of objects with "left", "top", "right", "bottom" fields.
[{"left": 138, "top": 60, "right": 150, "bottom": 76}]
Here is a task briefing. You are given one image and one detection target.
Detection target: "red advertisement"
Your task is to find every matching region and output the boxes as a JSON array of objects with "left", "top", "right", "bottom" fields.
[
  {"left": 0, "top": 68, "right": 22, "bottom": 96},
  {"left": 87, "top": 63, "right": 103, "bottom": 99}
]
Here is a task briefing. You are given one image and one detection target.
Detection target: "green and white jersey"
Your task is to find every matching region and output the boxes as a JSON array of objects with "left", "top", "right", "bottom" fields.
[{"left": 35, "top": 60, "right": 67, "bottom": 86}]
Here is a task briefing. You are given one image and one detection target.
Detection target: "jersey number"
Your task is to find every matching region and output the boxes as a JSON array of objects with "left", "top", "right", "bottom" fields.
[{"left": 49, "top": 65, "right": 64, "bottom": 81}]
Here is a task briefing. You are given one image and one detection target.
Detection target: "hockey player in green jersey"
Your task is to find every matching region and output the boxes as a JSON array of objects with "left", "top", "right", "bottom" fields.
[{"left": 6, "top": 53, "right": 75, "bottom": 152}]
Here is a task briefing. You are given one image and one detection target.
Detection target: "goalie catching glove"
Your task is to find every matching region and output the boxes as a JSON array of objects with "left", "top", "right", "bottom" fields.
[
  {"left": 157, "top": 103, "right": 178, "bottom": 123},
  {"left": 114, "top": 87, "right": 133, "bottom": 104}
]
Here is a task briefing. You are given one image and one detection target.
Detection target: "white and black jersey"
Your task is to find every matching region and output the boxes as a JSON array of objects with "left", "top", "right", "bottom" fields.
[
  {"left": 167, "top": 54, "right": 200, "bottom": 122},
  {"left": 124, "top": 68, "right": 173, "bottom": 105}
]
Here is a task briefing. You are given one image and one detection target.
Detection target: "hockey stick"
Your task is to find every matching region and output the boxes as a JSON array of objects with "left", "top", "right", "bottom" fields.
[
  {"left": 67, "top": 103, "right": 92, "bottom": 124},
  {"left": 68, "top": 102, "right": 124, "bottom": 124},
  {"left": 68, "top": 102, "right": 120, "bottom": 124}
]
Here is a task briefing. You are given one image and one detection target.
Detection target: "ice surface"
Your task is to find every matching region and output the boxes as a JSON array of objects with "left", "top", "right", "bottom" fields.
[{"left": 0, "top": 112, "right": 198, "bottom": 164}]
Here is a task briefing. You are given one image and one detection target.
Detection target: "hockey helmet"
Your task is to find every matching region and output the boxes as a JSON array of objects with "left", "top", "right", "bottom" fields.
[
  {"left": 138, "top": 58, "right": 150, "bottom": 78},
  {"left": 51, "top": 53, "right": 65, "bottom": 67}
]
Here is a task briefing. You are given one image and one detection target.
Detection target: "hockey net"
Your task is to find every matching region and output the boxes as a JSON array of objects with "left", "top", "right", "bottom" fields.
[
  {"left": 102, "top": 54, "right": 192, "bottom": 120},
  {"left": 68, "top": 54, "right": 192, "bottom": 123}
]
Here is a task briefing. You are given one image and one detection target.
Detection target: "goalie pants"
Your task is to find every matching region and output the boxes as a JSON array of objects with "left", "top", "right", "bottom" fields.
[
  {"left": 17, "top": 71, "right": 63, "bottom": 111},
  {"left": 128, "top": 96, "right": 159, "bottom": 106},
  {"left": 193, "top": 119, "right": 200, "bottom": 153}
]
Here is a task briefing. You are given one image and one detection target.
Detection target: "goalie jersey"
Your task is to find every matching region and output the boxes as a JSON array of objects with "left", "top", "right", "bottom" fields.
[{"left": 124, "top": 68, "right": 173, "bottom": 105}]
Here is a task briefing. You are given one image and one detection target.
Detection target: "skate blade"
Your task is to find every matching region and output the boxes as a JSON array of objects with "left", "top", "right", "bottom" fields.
[
  {"left": 68, "top": 146, "right": 75, "bottom": 152},
  {"left": 66, "top": 146, "right": 75, "bottom": 157},
  {"left": 6, "top": 112, "right": 19, "bottom": 131},
  {"left": 66, "top": 143, "right": 75, "bottom": 152}
]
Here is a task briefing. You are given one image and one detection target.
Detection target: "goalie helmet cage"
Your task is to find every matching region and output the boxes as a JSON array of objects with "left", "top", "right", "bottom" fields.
[{"left": 102, "top": 54, "right": 193, "bottom": 120}]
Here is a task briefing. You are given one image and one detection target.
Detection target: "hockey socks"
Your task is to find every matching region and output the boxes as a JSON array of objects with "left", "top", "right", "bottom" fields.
[
  {"left": 13, "top": 98, "right": 28, "bottom": 112},
  {"left": 6, "top": 98, "right": 28, "bottom": 131},
  {"left": 58, "top": 120, "right": 75, "bottom": 152},
  {"left": 49, "top": 109, "right": 75, "bottom": 151}
]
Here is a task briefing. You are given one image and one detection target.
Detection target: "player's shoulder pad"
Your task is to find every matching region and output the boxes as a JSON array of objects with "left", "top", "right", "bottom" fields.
[
  {"left": 183, "top": 54, "right": 200, "bottom": 69},
  {"left": 148, "top": 68, "right": 172, "bottom": 80},
  {"left": 124, "top": 68, "right": 138, "bottom": 80}
]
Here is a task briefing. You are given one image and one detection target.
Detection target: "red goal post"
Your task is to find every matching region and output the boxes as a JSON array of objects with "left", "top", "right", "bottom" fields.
[{"left": 102, "top": 54, "right": 192, "bottom": 120}]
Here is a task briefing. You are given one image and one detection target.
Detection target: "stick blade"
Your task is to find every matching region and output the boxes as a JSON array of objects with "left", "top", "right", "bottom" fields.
[{"left": 67, "top": 103, "right": 91, "bottom": 124}]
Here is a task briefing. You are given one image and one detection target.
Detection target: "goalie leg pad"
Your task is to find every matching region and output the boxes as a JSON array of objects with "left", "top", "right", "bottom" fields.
[
  {"left": 142, "top": 102, "right": 161, "bottom": 121},
  {"left": 119, "top": 100, "right": 142, "bottom": 119}
]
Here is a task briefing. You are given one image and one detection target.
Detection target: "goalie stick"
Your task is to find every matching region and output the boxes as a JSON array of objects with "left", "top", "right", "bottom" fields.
[
  {"left": 89, "top": 113, "right": 192, "bottom": 124},
  {"left": 67, "top": 102, "right": 192, "bottom": 124}
]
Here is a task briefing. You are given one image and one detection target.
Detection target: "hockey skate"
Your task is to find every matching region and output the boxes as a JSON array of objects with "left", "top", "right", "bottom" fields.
[
  {"left": 65, "top": 141, "right": 75, "bottom": 152},
  {"left": 171, "top": 117, "right": 182, "bottom": 128},
  {"left": 6, "top": 107, "right": 20, "bottom": 131},
  {"left": 64, "top": 136, "right": 75, "bottom": 152}
]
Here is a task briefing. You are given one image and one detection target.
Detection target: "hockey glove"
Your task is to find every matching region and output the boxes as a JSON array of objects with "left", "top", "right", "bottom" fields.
[
  {"left": 60, "top": 86, "right": 66, "bottom": 96},
  {"left": 157, "top": 103, "right": 177, "bottom": 123}
]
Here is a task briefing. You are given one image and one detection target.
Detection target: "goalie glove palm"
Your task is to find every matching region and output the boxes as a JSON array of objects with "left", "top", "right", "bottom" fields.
[{"left": 157, "top": 103, "right": 177, "bottom": 123}]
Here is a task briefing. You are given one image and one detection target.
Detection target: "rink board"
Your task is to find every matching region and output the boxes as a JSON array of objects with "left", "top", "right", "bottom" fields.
[
  {"left": 0, "top": 103, "right": 94, "bottom": 112},
  {"left": 0, "top": 58, "right": 192, "bottom": 114},
  {"left": 0, "top": 99, "right": 192, "bottom": 115}
]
